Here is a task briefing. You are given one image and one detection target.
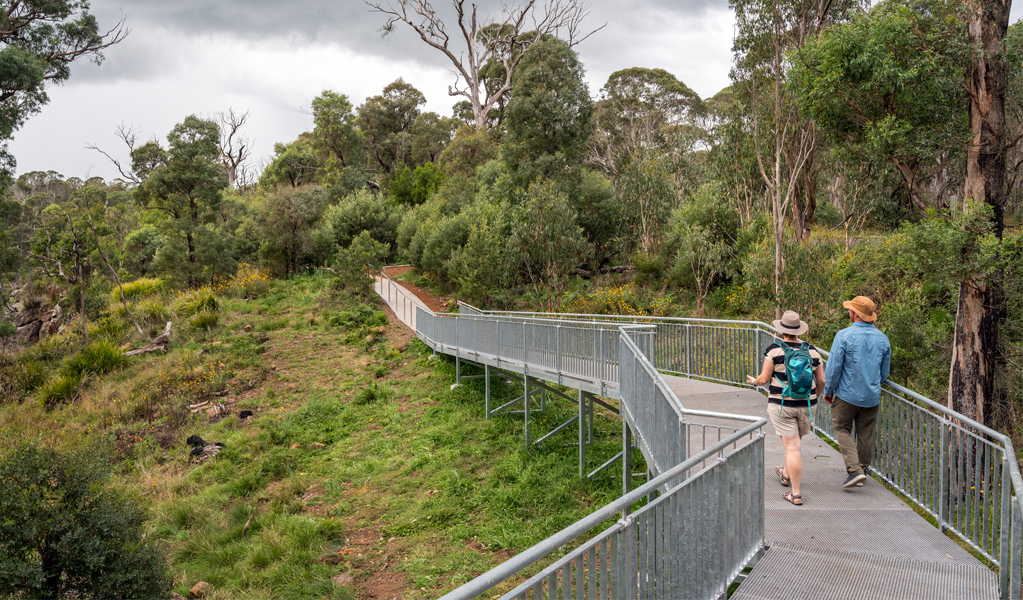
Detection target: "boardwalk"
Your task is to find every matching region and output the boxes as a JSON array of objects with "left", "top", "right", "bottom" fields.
[{"left": 663, "top": 375, "right": 999, "bottom": 600}]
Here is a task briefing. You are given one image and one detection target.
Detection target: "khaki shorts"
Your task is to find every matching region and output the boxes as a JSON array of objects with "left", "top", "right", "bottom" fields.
[{"left": 768, "top": 403, "right": 812, "bottom": 438}]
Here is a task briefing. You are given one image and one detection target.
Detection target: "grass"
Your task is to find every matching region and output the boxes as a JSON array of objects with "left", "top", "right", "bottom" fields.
[{"left": 0, "top": 272, "right": 632, "bottom": 599}]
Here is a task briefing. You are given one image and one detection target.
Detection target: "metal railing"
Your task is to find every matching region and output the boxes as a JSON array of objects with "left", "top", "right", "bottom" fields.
[
  {"left": 379, "top": 283, "right": 1023, "bottom": 599},
  {"left": 457, "top": 306, "right": 1023, "bottom": 599},
  {"left": 435, "top": 328, "right": 766, "bottom": 600}
]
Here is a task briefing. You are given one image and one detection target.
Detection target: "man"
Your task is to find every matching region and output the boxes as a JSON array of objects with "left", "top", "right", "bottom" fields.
[
  {"left": 748, "top": 310, "right": 825, "bottom": 506},
  {"left": 822, "top": 296, "right": 892, "bottom": 489}
]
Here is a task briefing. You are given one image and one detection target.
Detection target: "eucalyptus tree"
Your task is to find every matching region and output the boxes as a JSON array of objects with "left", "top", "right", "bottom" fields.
[
  {"left": 311, "top": 90, "right": 364, "bottom": 188},
  {"left": 365, "top": 0, "right": 602, "bottom": 132},
  {"left": 948, "top": 0, "right": 1012, "bottom": 427},
  {"left": 357, "top": 78, "right": 425, "bottom": 176},
  {"left": 588, "top": 67, "right": 705, "bottom": 181},
  {"left": 0, "top": 0, "right": 126, "bottom": 182},
  {"left": 790, "top": 0, "right": 968, "bottom": 212},
  {"left": 135, "top": 116, "right": 229, "bottom": 287},
  {"left": 730, "top": 0, "right": 864, "bottom": 317}
]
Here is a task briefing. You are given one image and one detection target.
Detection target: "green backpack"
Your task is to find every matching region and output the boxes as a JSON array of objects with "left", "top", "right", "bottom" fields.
[{"left": 775, "top": 342, "right": 815, "bottom": 403}]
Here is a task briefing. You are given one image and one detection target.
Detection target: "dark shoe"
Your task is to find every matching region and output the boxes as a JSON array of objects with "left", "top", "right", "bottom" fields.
[
  {"left": 782, "top": 491, "right": 803, "bottom": 505},
  {"left": 843, "top": 473, "right": 867, "bottom": 488}
]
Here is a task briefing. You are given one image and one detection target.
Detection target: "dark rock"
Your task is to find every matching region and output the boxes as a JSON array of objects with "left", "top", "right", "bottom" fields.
[
  {"left": 189, "top": 447, "right": 202, "bottom": 457},
  {"left": 186, "top": 435, "right": 206, "bottom": 447},
  {"left": 239, "top": 410, "right": 253, "bottom": 419},
  {"left": 214, "top": 442, "right": 224, "bottom": 447}
]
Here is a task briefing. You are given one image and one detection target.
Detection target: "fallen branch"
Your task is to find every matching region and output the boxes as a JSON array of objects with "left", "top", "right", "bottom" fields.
[{"left": 126, "top": 322, "right": 172, "bottom": 356}]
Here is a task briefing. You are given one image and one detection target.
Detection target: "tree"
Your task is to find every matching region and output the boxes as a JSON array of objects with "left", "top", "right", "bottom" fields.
[
  {"left": 261, "top": 185, "right": 329, "bottom": 275},
  {"left": 259, "top": 137, "right": 319, "bottom": 189},
  {"left": 588, "top": 67, "right": 705, "bottom": 180},
  {"left": 790, "top": 0, "right": 968, "bottom": 211},
  {"left": 502, "top": 36, "right": 593, "bottom": 191},
  {"left": 618, "top": 151, "right": 677, "bottom": 256},
  {"left": 731, "top": 0, "right": 862, "bottom": 316},
  {"left": 357, "top": 78, "right": 425, "bottom": 176},
  {"left": 135, "top": 115, "right": 229, "bottom": 287},
  {"left": 411, "top": 112, "right": 455, "bottom": 165},
  {"left": 508, "top": 179, "right": 591, "bottom": 311},
  {"left": 948, "top": 0, "right": 1011, "bottom": 427},
  {"left": 390, "top": 162, "right": 445, "bottom": 206},
  {"left": 312, "top": 91, "right": 361, "bottom": 167},
  {"left": 0, "top": 0, "right": 127, "bottom": 182},
  {"left": 217, "top": 109, "right": 251, "bottom": 188},
  {"left": 366, "top": 0, "right": 601, "bottom": 131},
  {"left": 0, "top": 442, "right": 168, "bottom": 599}
]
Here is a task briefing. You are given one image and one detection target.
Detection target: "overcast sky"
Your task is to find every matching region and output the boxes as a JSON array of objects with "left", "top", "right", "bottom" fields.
[{"left": 9, "top": 1, "right": 1023, "bottom": 183}]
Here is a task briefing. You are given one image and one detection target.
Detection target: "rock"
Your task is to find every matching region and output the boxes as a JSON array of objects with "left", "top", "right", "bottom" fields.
[
  {"left": 186, "top": 435, "right": 206, "bottom": 447},
  {"left": 120, "top": 342, "right": 135, "bottom": 352},
  {"left": 243, "top": 324, "right": 252, "bottom": 332},
  {"left": 309, "top": 442, "right": 325, "bottom": 449},
  {"left": 365, "top": 334, "right": 374, "bottom": 343},
  {"left": 14, "top": 308, "right": 40, "bottom": 328},
  {"left": 239, "top": 410, "right": 253, "bottom": 419},
  {"left": 397, "top": 341, "right": 411, "bottom": 353},
  {"left": 376, "top": 327, "right": 386, "bottom": 335},
  {"left": 16, "top": 320, "right": 41, "bottom": 344},
  {"left": 170, "top": 593, "right": 187, "bottom": 600},
  {"left": 290, "top": 443, "right": 302, "bottom": 449},
  {"left": 189, "top": 581, "right": 211, "bottom": 599},
  {"left": 206, "top": 407, "right": 219, "bottom": 418}
]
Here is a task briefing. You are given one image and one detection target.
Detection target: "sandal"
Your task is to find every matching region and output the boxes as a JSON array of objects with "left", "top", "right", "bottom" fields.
[
  {"left": 783, "top": 491, "right": 803, "bottom": 505},
  {"left": 775, "top": 465, "right": 791, "bottom": 487}
]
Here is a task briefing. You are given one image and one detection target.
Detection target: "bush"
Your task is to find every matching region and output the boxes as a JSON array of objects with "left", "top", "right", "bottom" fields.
[
  {"left": 189, "top": 309, "right": 220, "bottom": 331},
  {"left": 62, "top": 340, "right": 129, "bottom": 379},
  {"left": 333, "top": 232, "right": 389, "bottom": 297},
  {"left": 0, "top": 356, "right": 46, "bottom": 403},
  {"left": 38, "top": 372, "right": 84, "bottom": 406},
  {"left": 111, "top": 277, "right": 164, "bottom": 303},
  {"left": 171, "top": 287, "right": 220, "bottom": 318},
  {"left": 219, "top": 263, "right": 271, "bottom": 298},
  {"left": 322, "top": 189, "right": 399, "bottom": 250},
  {"left": 0, "top": 442, "right": 169, "bottom": 599}
]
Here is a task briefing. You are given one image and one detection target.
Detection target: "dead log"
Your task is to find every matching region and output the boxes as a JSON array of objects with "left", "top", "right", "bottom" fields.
[{"left": 126, "top": 322, "right": 172, "bottom": 356}]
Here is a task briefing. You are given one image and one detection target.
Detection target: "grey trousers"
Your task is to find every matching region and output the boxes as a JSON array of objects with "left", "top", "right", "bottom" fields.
[{"left": 830, "top": 396, "right": 879, "bottom": 476}]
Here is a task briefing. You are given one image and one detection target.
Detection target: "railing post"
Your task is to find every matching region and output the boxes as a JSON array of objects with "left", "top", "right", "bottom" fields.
[
  {"left": 684, "top": 324, "right": 692, "bottom": 376},
  {"left": 1001, "top": 459, "right": 1012, "bottom": 598},
  {"left": 623, "top": 421, "right": 633, "bottom": 518},
  {"left": 484, "top": 365, "right": 491, "bottom": 421},
  {"left": 939, "top": 422, "right": 950, "bottom": 532}
]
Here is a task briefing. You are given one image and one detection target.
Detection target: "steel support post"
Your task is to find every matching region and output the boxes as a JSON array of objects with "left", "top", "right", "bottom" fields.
[
  {"left": 484, "top": 365, "right": 491, "bottom": 421},
  {"left": 939, "top": 423, "right": 950, "bottom": 532},
  {"left": 524, "top": 374, "right": 531, "bottom": 448},
  {"left": 578, "top": 389, "right": 586, "bottom": 479},
  {"left": 455, "top": 357, "right": 461, "bottom": 386}
]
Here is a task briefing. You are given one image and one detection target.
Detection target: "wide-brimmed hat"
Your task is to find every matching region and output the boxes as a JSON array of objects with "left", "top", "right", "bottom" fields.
[
  {"left": 773, "top": 310, "right": 808, "bottom": 336},
  {"left": 843, "top": 296, "right": 877, "bottom": 322}
]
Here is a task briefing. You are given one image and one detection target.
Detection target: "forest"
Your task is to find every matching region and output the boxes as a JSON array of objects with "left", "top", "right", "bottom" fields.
[{"left": 1, "top": 0, "right": 1023, "bottom": 598}]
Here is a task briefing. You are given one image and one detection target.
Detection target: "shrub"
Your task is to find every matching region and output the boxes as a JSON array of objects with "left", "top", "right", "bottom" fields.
[
  {"left": 0, "top": 356, "right": 46, "bottom": 403},
  {"left": 111, "top": 277, "right": 164, "bottom": 303},
  {"left": 219, "top": 263, "right": 271, "bottom": 298},
  {"left": 322, "top": 189, "right": 399, "bottom": 250},
  {"left": 189, "top": 309, "right": 220, "bottom": 332},
  {"left": 62, "top": 340, "right": 129, "bottom": 379},
  {"left": 38, "top": 372, "right": 84, "bottom": 406},
  {"left": 333, "top": 232, "right": 389, "bottom": 298},
  {"left": 0, "top": 442, "right": 169, "bottom": 599},
  {"left": 171, "top": 287, "right": 220, "bottom": 318}
]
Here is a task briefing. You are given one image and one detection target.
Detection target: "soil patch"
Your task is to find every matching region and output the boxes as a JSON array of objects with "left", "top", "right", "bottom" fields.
[{"left": 381, "top": 266, "right": 451, "bottom": 314}]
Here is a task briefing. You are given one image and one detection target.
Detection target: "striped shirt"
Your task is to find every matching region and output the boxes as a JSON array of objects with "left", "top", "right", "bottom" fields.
[{"left": 765, "top": 342, "right": 822, "bottom": 406}]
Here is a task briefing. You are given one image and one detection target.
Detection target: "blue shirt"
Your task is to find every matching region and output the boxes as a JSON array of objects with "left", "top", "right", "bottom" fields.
[{"left": 823, "top": 322, "right": 892, "bottom": 407}]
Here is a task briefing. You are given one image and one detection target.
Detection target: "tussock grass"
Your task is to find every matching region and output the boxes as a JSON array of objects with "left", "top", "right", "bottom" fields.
[{"left": 112, "top": 277, "right": 164, "bottom": 302}]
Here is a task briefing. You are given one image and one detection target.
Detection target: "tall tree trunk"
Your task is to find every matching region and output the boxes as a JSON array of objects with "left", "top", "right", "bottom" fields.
[{"left": 949, "top": 0, "right": 1010, "bottom": 426}]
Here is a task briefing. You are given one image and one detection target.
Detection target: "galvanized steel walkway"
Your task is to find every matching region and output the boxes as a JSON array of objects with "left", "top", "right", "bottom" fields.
[{"left": 663, "top": 375, "right": 999, "bottom": 599}]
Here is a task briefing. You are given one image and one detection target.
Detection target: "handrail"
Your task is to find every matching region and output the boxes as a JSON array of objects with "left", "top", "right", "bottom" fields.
[{"left": 436, "top": 417, "right": 766, "bottom": 600}]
